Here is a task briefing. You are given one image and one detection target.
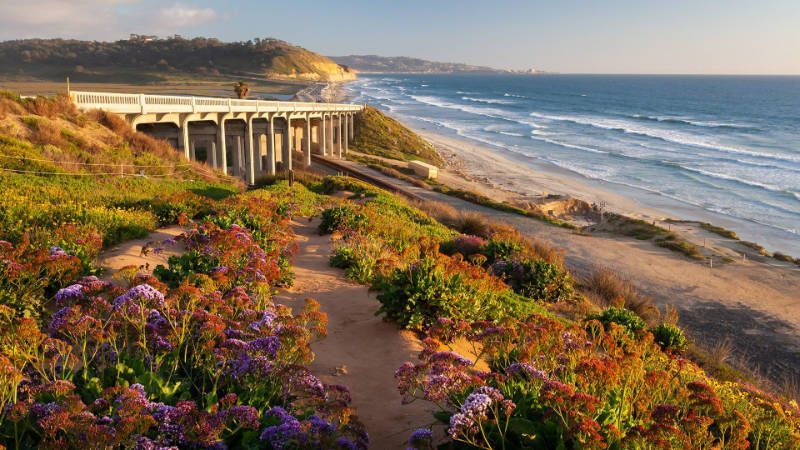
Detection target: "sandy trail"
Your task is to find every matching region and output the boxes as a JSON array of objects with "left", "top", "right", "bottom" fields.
[
  {"left": 99, "top": 226, "right": 185, "bottom": 280},
  {"left": 274, "top": 218, "right": 436, "bottom": 449}
]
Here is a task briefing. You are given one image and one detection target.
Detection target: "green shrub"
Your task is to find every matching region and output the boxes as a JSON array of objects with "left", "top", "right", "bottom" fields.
[
  {"left": 154, "top": 250, "right": 219, "bottom": 288},
  {"left": 492, "top": 258, "right": 573, "bottom": 302},
  {"left": 319, "top": 205, "right": 366, "bottom": 234},
  {"left": 651, "top": 323, "right": 688, "bottom": 353},
  {"left": 590, "top": 306, "right": 646, "bottom": 335},
  {"left": 481, "top": 238, "right": 523, "bottom": 263},
  {"left": 375, "top": 255, "right": 516, "bottom": 330}
]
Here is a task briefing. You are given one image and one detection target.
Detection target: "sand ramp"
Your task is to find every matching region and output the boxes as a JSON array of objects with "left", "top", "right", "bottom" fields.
[{"left": 274, "top": 219, "right": 436, "bottom": 449}]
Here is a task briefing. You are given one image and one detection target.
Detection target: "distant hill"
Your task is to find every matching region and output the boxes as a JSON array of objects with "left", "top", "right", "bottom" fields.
[
  {"left": 0, "top": 37, "right": 356, "bottom": 83},
  {"left": 330, "top": 55, "right": 501, "bottom": 74}
]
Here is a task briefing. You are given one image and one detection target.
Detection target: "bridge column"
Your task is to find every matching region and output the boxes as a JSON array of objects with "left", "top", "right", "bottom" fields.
[
  {"left": 210, "top": 141, "right": 217, "bottom": 168},
  {"left": 217, "top": 115, "right": 228, "bottom": 175},
  {"left": 328, "top": 115, "right": 335, "bottom": 157},
  {"left": 179, "top": 115, "right": 190, "bottom": 160},
  {"left": 235, "top": 136, "right": 244, "bottom": 177},
  {"left": 343, "top": 114, "right": 349, "bottom": 155},
  {"left": 304, "top": 114, "right": 312, "bottom": 167},
  {"left": 349, "top": 113, "right": 355, "bottom": 139},
  {"left": 337, "top": 115, "right": 343, "bottom": 159},
  {"left": 267, "top": 115, "right": 276, "bottom": 175},
  {"left": 321, "top": 115, "right": 327, "bottom": 156},
  {"left": 284, "top": 116, "right": 293, "bottom": 172},
  {"left": 189, "top": 139, "right": 196, "bottom": 161},
  {"left": 245, "top": 116, "right": 255, "bottom": 185}
]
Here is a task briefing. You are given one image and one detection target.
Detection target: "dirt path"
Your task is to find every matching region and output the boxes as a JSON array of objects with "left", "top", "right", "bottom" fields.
[
  {"left": 274, "top": 219, "right": 436, "bottom": 449},
  {"left": 99, "top": 226, "right": 185, "bottom": 280}
]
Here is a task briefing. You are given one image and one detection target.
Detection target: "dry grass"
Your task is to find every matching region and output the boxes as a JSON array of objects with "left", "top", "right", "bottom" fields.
[
  {"left": 582, "top": 266, "right": 658, "bottom": 323},
  {"left": 413, "top": 200, "right": 496, "bottom": 238}
]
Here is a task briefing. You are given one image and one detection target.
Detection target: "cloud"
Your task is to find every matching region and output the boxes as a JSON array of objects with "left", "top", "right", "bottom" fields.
[
  {"left": 0, "top": 1, "right": 220, "bottom": 40},
  {"left": 156, "top": 5, "right": 217, "bottom": 28}
]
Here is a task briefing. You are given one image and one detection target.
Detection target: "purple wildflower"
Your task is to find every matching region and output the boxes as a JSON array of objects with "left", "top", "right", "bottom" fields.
[
  {"left": 113, "top": 284, "right": 165, "bottom": 310},
  {"left": 260, "top": 407, "right": 305, "bottom": 448},
  {"left": 407, "top": 428, "right": 433, "bottom": 450},
  {"left": 54, "top": 284, "right": 83, "bottom": 306},
  {"left": 224, "top": 405, "right": 260, "bottom": 428},
  {"left": 50, "top": 246, "right": 68, "bottom": 257},
  {"left": 48, "top": 306, "right": 73, "bottom": 333},
  {"left": 247, "top": 336, "right": 280, "bottom": 357},
  {"left": 336, "top": 437, "right": 358, "bottom": 450}
]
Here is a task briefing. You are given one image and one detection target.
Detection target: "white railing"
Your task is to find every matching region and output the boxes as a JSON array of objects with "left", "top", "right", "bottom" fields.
[{"left": 69, "top": 90, "right": 363, "bottom": 115}]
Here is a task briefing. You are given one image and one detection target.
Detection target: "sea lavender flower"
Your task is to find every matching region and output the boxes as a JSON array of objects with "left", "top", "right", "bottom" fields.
[
  {"left": 407, "top": 428, "right": 433, "bottom": 450},
  {"left": 224, "top": 405, "right": 261, "bottom": 428},
  {"left": 336, "top": 437, "right": 358, "bottom": 450},
  {"left": 48, "top": 306, "right": 73, "bottom": 333},
  {"left": 248, "top": 336, "right": 280, "bottom": 357},
  {"left": 113, "top": 284, "right": 165, "bottom": 310},
  {"left": 249, "top": 310, "right": 277, "bottom": 332},
  {"left": 55, "top": 284, "right": 83, "bottom": 305},
  {"left": 260, "top": 407, "right": 305, "bottom": 448},
  {"left": 50, "top": 246, "right": 68, "bottom": 257}
]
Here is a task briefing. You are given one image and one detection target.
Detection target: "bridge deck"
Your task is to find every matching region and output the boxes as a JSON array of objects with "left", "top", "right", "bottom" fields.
[{"left": 69, "top": 91, "right": 363, "bottom": 114}]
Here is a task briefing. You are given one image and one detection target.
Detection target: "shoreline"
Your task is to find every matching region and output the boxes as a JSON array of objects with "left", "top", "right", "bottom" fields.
[{"left": 403, "top": 118, "right": 800, "bottom": 261}]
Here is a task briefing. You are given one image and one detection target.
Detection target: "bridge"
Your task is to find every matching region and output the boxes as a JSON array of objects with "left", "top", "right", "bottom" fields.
[{"left": 69, "top": 90, "right": 364, "bottom": 184}]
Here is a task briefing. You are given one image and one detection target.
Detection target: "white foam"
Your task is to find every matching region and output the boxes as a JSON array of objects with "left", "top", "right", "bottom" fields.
[
  {"left": 462, "top": 96, "right": 515, "bottom": 105},
  {"left": 529, "top": 112, "right": 800, "bottom": 163}
]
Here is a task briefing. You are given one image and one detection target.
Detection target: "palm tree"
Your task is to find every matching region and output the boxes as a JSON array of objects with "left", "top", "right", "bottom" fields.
[{"left": 234, "top": 81, "right": 250, "bottom": 99}]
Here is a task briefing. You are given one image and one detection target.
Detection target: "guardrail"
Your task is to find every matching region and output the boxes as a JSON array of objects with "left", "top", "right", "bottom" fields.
[{"left": 69, "top": 91, "right": 363, "bottom": 114}]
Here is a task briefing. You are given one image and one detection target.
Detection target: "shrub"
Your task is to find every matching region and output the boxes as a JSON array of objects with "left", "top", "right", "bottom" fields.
[
  {"left": 319, "top": 205, "right": 366, "bottom": 234},
  {"left": 492, "top": 258, "right": 573, "bottom": 302},
  {"left": 329, "top": 233, "right": 385, "bottom": 284},
  {"left": 589, "top": 306, "right": 646, "bottom": 335},
  {"left": 583, "top": 267, "right": 658, "bottom": 323},
  {"left": 440, "top": 234, "right": 486, "bottom": 258},
  {"left": 651, "top": 322, "right": 688, "bottom": 353},
  {"left": 375, "top": 254, "right": 515, "bottom": 330},
  {"left": 481, "top": 238, "right": 523, "bottom": 263}
]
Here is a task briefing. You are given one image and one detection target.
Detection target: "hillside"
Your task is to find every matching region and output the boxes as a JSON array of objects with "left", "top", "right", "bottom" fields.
[
  {"left": 0, "top": 91, "right": 239, "bottom": 254},
  {"left": 0, "top": 37, "right": 356, "bottom": 83},
  {"left": 330, "top": 54, "right": 499, "bottom": 73},
  {"left": 352, "top": 106, "right": 444, "bottom": 165}
]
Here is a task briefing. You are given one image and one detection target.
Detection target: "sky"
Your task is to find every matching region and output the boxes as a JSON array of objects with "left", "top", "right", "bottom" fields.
[{"left": 0, "top": 0, "right": 798, "bottom": 74}]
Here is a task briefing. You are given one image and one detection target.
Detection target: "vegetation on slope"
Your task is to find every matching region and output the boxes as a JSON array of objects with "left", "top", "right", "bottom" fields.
[
  {"left": 0, "top": 97, "right": 368, "bottom": 447},
  {"left": 351, "top": 106, "right": 444, "bottom": 166},
  {"left": 0, "top": 37, "right": 356, "bottom": 82},
  {"left": 317, "top": 176, "right": 800, "bottom": 449},
  {"left": 0, "top": 92, "right": 238, "bottom": 249}
]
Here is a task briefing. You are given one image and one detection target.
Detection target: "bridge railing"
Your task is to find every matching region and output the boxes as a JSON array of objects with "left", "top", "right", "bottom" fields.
[{"left": 69, "top": 90, "right": 363, "bottom": 114}]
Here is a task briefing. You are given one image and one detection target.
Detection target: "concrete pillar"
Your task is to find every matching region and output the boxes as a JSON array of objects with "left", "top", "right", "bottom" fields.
[
  {"left": 245, "top": 117, "right": 255, "bottom": 185},
  {"left": 343, "top": 114, "right": 349, "bottom": 155},
  {"left": 285, "top": 116, "right": 293, "bottom": 172},
  {"left": 235, "top": 136, "right": 244, "bottom": 177},
  {"left": 304, "top": 115, "right": 311, "bottom": 167},
  {"left": 268, "top": 116, "right": 276, "bottom": 175},
  {"left": 217, "top": 117, "right": 228, "bottom": 175},
  {"left": 328, "top": 115, "right": 335, "bottom": 157},
  {"left": 321, "top": 115, "right": 327, "bottom": 156},
  {"left": 180, "top": 117, "right": 190, "bottom": 160},
  {"left": 349, "top": 113, "right": 355, "bottom": 139},
  {"left": 189, "top": 139, "right": 196, "bottom": 161},
  {"left": 210, "top": 140, "right": 217, "bottom": 168},
  {"left": 337, "top": 115, "right": 343, "bottom": 159}
]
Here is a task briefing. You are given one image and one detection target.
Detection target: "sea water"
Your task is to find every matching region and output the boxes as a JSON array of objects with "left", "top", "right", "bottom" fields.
[{"left": 348, "top": 74, "right": 800, "bottom": 257}]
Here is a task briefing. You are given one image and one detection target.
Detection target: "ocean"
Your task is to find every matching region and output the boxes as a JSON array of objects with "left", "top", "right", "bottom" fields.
[{"left": 347, "top": 74, "right": 800, "bottom": 257}]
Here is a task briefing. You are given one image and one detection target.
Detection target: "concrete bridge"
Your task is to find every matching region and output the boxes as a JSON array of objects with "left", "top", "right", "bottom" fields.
[{"left": 69, "top": 91, "right": 364, "bottom": 184}]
